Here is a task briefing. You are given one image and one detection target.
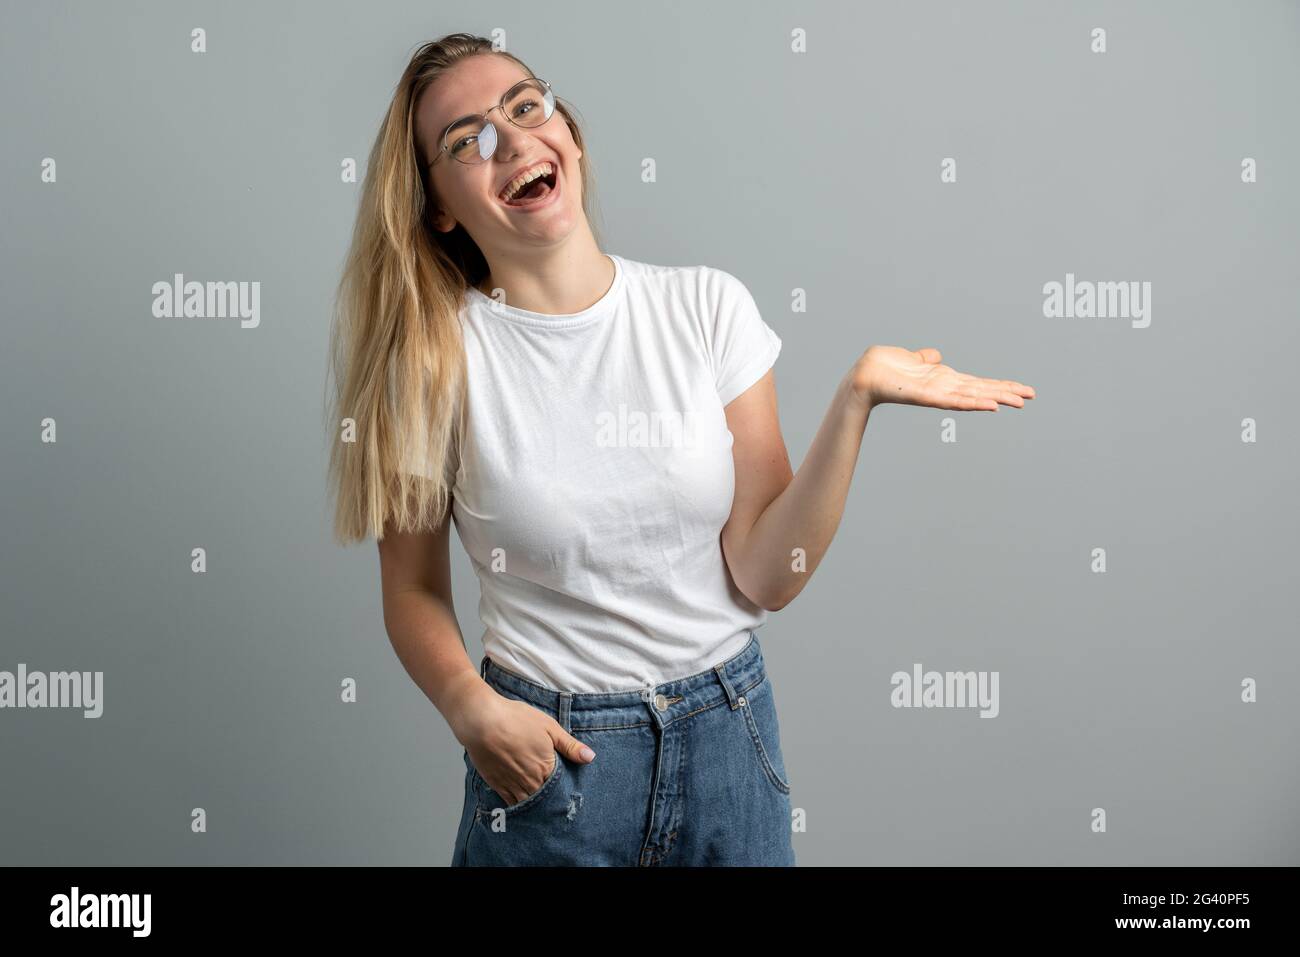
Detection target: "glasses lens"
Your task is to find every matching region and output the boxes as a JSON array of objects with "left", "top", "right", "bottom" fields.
[
  {"left": 446, "top": 116, "right": 494, "bottom": 164},
  {"left": 444, "top": 80, "right": 554, "bottom": 165},
  {"left": 503, "top": 79, "right": 554, "bottom": 129}
]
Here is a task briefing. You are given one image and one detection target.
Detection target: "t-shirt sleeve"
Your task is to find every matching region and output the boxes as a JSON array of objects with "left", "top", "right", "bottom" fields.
[{"left": 705, "top": 267, "right": 783, "bottom": 407}]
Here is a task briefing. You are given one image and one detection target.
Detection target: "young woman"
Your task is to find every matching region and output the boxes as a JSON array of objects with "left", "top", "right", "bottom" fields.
[{"left": 326, "top": 33, "right": 1034, "bottom": 867}]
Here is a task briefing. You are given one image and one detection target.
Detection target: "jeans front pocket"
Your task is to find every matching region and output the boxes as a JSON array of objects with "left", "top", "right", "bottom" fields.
[
  {"left": 737, "top": 675, "right": 792, "bottom": 794},
  {"left": 466, "top": 748, "right": 566, "bottom": 817}
]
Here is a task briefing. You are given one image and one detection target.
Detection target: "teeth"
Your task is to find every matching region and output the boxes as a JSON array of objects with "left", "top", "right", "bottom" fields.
[
  {"left": 501, "top": 162, "right": 554, "bottom": 202},
  {"left": 502, "top": 163, "right": 551, "bottom": 201}
]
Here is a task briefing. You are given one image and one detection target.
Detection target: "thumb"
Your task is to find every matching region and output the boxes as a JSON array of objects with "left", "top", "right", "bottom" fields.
[
  {"left": 550, "top": 722, "right": 596, "bottom": 764},
  {"left": 915, "top": 347, "right": 943, "bottom": 364}
]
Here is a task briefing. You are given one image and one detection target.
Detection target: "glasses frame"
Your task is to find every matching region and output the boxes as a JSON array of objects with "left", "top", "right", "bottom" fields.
[{"left": 427, "top": 77, "right": 556, "bottom": 168}]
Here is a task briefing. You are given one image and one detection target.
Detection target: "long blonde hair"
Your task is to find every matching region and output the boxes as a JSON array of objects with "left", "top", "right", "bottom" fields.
[{"left": 326, "top": 33, "right": 600, "bottom": 544}]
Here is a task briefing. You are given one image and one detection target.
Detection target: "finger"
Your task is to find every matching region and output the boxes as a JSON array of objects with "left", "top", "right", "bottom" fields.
[
  {"left": 985, "top": 377, "right": 1035, "bottom": 398},
  {"left": 965, "top": 380, "right": 1026, "bottom": 407},
  {"left": 988, "top": 378, "right": 1035, "bottom": 398},
  {"left": 947, "top": 390, "right": 998, "bottom": 411},
  {"left": 915, "top": 347, "right": 943, "bottom": 364},
  {"left": 550, "top": 721, "right": 596, "bottom": 763},
  {"left": 956, "top": 374, "right": 1033, "bottom": 399},
  {"left": 979, "top": 388, "right": 1024, "bottom": 408}
]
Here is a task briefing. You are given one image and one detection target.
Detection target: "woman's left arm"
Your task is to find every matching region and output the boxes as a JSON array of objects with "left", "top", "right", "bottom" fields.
[{"left": 720, "top": 346, "right": 1035, "bottom": 611}]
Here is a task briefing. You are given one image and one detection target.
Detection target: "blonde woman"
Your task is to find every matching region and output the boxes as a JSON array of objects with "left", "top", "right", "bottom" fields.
[{"left": 326, "top": 33, "right": 1034, "bottom": 867}]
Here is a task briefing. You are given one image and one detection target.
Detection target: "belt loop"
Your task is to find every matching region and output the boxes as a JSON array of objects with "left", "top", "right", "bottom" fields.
[
  {"left": 714, "top": 662, "right": 740, "bottom": 710},
  {"left": 479, "top": 655, "right": 489, "bottom": 680},
  {"left": 557, "top": 691, "right": 573, "bottom": 733}
]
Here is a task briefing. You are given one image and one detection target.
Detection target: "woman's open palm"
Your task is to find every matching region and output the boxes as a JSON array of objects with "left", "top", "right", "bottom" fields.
[{"left": 852, "top": 345, "right": 1035, "bottom": 411}]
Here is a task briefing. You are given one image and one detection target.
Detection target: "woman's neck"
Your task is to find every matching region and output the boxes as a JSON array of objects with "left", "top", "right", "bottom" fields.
[{"left": 477, "top": 237, "right": 613, "bottom": 315}]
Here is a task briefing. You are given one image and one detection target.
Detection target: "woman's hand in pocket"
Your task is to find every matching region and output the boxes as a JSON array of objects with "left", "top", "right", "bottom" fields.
[{"left": 459, "top": 689, "right": 596, "bottom": 805}]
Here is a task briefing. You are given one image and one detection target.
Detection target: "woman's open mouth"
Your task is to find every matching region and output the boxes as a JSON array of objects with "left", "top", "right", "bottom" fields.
[{"left": 499, "top": 163, "right": 559, "bottom": 210}]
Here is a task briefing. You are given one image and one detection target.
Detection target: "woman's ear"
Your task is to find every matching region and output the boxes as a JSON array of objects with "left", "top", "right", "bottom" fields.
[{"left": 430, "top": 207, "right": 457, "bottom": 233}]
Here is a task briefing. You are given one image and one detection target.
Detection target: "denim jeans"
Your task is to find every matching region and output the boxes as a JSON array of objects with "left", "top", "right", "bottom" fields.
[{"left": 451, "top": 631, "right": 796, "bottom": 866}]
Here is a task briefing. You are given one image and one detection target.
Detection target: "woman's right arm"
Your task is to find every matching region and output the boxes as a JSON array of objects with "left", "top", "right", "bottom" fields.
[
  {"left": 376, "top": 500, "right": 488, "bottom": 741},
  {"left": 375, "top": 500, "right": 595, "bottom": 804}
]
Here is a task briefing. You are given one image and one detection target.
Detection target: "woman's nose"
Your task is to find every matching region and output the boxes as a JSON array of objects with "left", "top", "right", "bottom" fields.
[
  {"left": 489, "top": 116, "right": 536, "bottom": 160},
  {"left": 491, "top": 112, "right": 543, "bottom": 158}
]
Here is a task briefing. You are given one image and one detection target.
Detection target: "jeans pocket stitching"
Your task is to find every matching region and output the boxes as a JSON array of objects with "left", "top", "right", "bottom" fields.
[{"left": 740, "top": 684, "right": 792, "bottom": 795}]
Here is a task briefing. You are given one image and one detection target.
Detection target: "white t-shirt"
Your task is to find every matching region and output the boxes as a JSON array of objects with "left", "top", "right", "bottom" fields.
[{"left": 405, "top": 253, "right": 782, "bottom": 692}]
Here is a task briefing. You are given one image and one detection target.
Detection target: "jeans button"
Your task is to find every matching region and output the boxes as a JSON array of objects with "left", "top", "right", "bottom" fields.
[{"left": 654, "top": 693, "right": 668, "bottom": 711}]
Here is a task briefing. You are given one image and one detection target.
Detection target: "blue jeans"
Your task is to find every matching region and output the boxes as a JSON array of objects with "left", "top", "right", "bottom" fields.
[{"left": 451, "top": 631, "right": 796, "bottom": 866}]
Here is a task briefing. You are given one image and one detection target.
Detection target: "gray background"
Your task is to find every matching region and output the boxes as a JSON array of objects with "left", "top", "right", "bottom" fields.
[{"left": 2, "top": 0, "right": 1297, "bottom": 865}]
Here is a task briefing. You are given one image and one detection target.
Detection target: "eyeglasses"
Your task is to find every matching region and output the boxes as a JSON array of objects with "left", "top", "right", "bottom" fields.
[{"left": 427, "top": 77, "right": 556, "bottom": 167}]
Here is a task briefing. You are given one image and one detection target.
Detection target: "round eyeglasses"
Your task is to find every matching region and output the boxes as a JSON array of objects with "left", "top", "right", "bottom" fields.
[{"left": 428, "top": 77, "right": 556, "bottom": 167}]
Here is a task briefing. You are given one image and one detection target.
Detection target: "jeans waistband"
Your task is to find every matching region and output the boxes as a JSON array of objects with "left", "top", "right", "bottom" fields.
[{"left": 478, "top": 631, "right": 768, "bottom": 732}]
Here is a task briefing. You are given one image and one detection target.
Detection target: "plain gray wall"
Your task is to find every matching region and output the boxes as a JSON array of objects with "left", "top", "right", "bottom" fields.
[{"left": 2, "top": 0, "right": 1297, "bottom": 865}]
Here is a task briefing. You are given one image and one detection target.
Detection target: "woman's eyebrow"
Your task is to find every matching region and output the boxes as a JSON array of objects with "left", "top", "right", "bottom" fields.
[
  {"left": 437, "top": 81, "right": 524, "bottom": 136},
  {"left": 440, "top": 109, "right": 479, "bottom": 132}
]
